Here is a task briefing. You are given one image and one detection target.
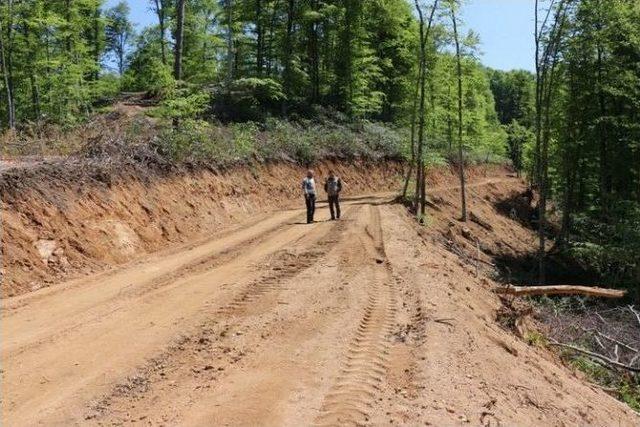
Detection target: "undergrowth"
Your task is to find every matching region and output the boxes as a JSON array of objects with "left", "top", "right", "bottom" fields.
[
  {"left": 535, "top": 296, "right": 640, "bottom": 412},
  {"left": 2, "top": 109, "right": 407, "bottom": 168}
]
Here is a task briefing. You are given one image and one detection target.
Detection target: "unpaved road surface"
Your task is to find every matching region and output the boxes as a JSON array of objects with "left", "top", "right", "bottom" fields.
[{"left": 2, "top": 181, "right": 637, "bottom": 426}]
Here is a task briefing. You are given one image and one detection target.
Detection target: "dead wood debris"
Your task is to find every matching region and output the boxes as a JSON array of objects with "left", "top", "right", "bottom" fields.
[{"left": 495, "top": 285, "right": 626, "bottom": 299}]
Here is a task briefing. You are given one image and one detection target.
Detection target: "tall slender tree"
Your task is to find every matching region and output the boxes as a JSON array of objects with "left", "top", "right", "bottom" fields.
[
  {"left": 106, "top": 1, "right": 134, "bottom": 76},
  {"left": 151, "top": 0, "right": 170, "bottom": 65},
  {"left": 534, "top": 0, "right": 570, "bottom": 284},
  {"left": 413, "top": 0, "right": 439, "bottom": 218},
  {"left": 173, "top": 0, "right": 186, "bottom": 80},
  {"left": 450, "top": 0, "right": 467, "bottom": 222}
]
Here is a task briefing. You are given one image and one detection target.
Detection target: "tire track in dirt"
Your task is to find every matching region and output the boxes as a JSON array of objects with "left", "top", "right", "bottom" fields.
[
  {"left": 86, "top": 209, "right": 356, "bottom": 425},
  {"left": 315, "top": 205, "right": 398, "bottom": 426},
  {"left": 118, "top": 211, "right": 298, "bottom": 300},
  {"left": 216, "top": 215, "right": 349, "bottom": 317}
]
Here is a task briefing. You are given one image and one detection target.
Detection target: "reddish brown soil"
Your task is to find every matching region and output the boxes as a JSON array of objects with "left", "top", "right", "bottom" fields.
[
  {"left": 1, "top": 160, "right": 402, "bottom": 297},
  {"left": 2, "top": 162, "right": 637, "bottom": 426}
]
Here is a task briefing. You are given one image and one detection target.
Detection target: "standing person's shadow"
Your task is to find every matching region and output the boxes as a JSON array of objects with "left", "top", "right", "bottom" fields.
[{"left": 290, "top": 219, "right": 332, "bottom": 225}]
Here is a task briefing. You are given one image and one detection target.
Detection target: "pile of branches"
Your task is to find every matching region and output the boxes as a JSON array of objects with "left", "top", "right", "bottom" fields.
[{"left": 540, "top": 301, "right": 640, "bottom": 373}]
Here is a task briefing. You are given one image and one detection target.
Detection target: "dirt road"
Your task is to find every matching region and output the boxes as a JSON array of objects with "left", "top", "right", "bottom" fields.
[{"left": 2, "top": 182, "right": 637, "bottom": 426}]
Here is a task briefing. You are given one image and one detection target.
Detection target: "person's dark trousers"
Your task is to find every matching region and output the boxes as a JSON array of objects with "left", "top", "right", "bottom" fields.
[
  {"left": 328, "top": 194, "right": 341, "bottom": 220},
  {"left": 305, "top": 194, "right": 316, "bottom": 223}
]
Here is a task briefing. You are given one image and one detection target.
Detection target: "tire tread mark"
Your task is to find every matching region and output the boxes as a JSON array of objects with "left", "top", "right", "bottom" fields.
[{"left": 315, "top": 206, "right": 397, "bottom": 427}]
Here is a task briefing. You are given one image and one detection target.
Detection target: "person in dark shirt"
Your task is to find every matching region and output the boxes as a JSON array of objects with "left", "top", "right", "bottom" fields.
[{"left": 324, "top": 171, "right": 342, "bottom": 220}]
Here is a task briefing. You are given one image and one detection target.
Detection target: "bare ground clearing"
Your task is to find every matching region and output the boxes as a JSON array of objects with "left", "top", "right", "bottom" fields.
[{"left": 1, "top": 171, "right": 638, "bottom": 426}]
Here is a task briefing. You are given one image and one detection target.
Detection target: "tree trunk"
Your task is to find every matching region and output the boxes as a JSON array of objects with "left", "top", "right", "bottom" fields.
[
  {"left": 307, "top": 0, "right": 320, "bottom": 103},
  {"left": 153, "top": 0, "right": 167, "bottom": 65},
  {"left": 173, "top": 0, "right": 185, "bottom": 80},
  {"left": 402, "top": 75, "right": 421, "bottom": 199},
  {"left": 21, "top": 22, "right": 41, "bottom": 120},
  {"left": 534, "top": 0, "right": 545, "bottom": 285},
  {"left": 596, "top": 39, "right": 610, "bottom": 217},
  {"left": 451, "top": 4, "right": 467, "bottom": 222},
  {"left": 255, "top": 0, "right": 264, "bottom": 75},
  {"left": 265, "top": 0, "right": 280, "bottom": 76},
  {"left": 0, "top": 17, "right": 15, "bottom": 129},
  {"left": 414, "top": 1, "right": 427, "bottom": 217},
  {"left": 447, "top": 82, "right": 453, "bottom": 153},
  {"left": 413, "top": 0, "right": 439, "bottom": 218},
  {"left": 495, "top": 285, "right": 626, "bottom": 299},
  {"left": 282, "top": 0, "right": 295, "bottom": 113},
  {"left": 226, "top": 0, "right": 234, "bottom": 86},
  {"left": 534, "top": 0, "right": 568, "bottom": 285},
  {"left": 92, "top": 7, "right": 101, "bottom": 81}
]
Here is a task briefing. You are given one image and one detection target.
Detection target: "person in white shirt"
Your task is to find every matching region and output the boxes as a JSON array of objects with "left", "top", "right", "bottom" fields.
[{"left": 302, "top": 170, "right": 316, "bottom": 224}]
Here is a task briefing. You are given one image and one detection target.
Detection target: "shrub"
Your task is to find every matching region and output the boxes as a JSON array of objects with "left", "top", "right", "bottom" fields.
[
  {"left": 154, "top": 90, "right": 211, "bottom": 122},
  {"left": 213, "top": 78, "right": 286, "bottom": 122}
]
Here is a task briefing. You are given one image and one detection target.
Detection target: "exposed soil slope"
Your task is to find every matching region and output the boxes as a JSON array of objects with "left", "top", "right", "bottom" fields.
[
  {"left": 1, "top": 164, "right": 637, "bottom": 426},
  {"left": 1, "top": 160, "right": 402, "bottom": 297}
]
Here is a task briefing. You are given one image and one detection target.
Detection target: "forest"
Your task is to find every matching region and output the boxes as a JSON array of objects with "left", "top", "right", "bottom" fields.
[{"left": 0, "top": 0, "right": 639, "bottom": 290}]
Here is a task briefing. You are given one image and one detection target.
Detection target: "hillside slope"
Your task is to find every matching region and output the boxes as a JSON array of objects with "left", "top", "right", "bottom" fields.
[{"left": 1, "top": 163, "right": 637, "bottom": 426}]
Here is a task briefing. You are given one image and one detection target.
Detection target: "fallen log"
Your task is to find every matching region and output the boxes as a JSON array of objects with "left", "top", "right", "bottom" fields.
[{"left": 495, "top": 285, "right": 626, "bottom": 299}]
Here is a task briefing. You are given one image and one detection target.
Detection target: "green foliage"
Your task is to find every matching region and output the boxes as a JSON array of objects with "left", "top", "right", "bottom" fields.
[
  {"left": 105, "top": 1, "right": 134, "bottom": 75},
  {"left": 213, "top": 78, "right": 285, "bottom": 121},
  {"left": 154, "top": 90, "right": 210, "bottom": 121},
  {"left": 567, "top": 202, "right": 640, "bottom": 288},
  {"left": 570, "top": 357, "right": 611, "bottom": 384},
  {"left": 146, "top": 60, "right": 177, "bottom": 98},
  {"left": 0, "top": 0, "right": 113, "bottom": 127},
  {"left": 489, "top": 69, "right": 535, "bottom": 127},
  {"left": 569, "top": 356, "right": 640, "bottom": 412},
  {"left": 620, "top": 383, "right": 640, "bottom": 412},
  {"left": 524, "top": 331, "right": 547, "bottom": 348},
  {"left": 155, "top": 116, "right": 404, "bottom": 166},
  {"left": 91, "top": 73, "right": 123, "bottom": 105},
  {"left": 504, "top": 121, "right": 533, "bottom": 174},
  {"left": 124, "top": 29, "right": 175, "bottom": 97},
  {"left": 0, "top": 0, "right": 508, "bottom": 168}
]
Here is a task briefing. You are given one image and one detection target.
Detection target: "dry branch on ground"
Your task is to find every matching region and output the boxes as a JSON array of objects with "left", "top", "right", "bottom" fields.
[{"left": 495, "top": 285, "right": 626, "bottom": 299}]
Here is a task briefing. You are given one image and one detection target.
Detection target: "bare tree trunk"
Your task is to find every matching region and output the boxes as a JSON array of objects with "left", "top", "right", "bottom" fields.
[
  {"left": 0, "top": 18, "right": 15, "bottom": 129},
  {"left": 534, "top": 0, "right": 569, "bottom": 285},
  {"left": 595, "top": 9, "right": 610, "bottom": 218},
  {"left": 92, "top": 7, "right": 101, "bottom": 81},
  {"left": 534, "top": 0, "right": 545, "bottom": 285},
  {"left": 451, "top": 4, "right": 467, "bottom": 222},
  {"left": 265, "top": 0, "right": 280, "bottom": 76},
  {"left": 413, "top": 0, "right": 439, "bottom": 218},
  {"left": 307, "top": 0, "right": 320, "bottom": 103},
  {"left": 447, "top": 82, "right": 453, "bottom": 152},
  {"left": 402, "top": 71, "right": 421, "bottom": 199},
  {"left": 226, "top": 0, "right": 234, "bottom": 85},
  {"left": 21, "top": 22, "right": 41, "bottom": 120},
  {"left": 255, "top": 0, "right": 264, "bottom": 75},
  {"left": 282, "top": 0, "right": 294, "bottom": 114},
  {"left": 173, "top": 0, "right": 185, "bottom": 80},
  {"left": 414, "top": 1, "right": 427, "bottom": 217},
  {"left": 152, "top": 0, "right": 167, "bottom": 65}
]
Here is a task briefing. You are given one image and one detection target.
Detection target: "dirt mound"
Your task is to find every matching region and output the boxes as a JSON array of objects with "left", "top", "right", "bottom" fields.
[{"left": 1, "top": 159, "right": 403, "bottom": 297}]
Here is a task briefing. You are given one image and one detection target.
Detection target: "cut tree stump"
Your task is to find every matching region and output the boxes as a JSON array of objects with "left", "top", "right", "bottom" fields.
[{"left": 495, "top": 285, "right": 626, "bottom": 299}]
